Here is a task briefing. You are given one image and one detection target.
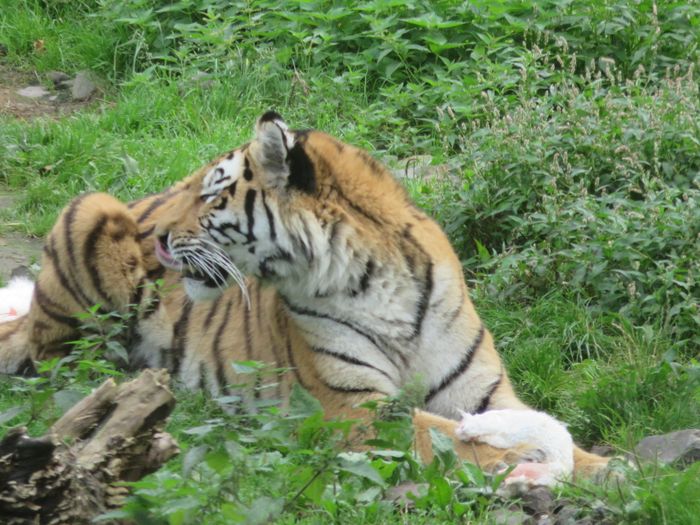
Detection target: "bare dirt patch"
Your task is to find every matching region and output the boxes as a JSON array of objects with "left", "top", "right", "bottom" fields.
[
  {"left": 0, "top": 63, "right": 92, "bottom": 119},
  {"left": 0, "top": 192, "right": 43, "bottom": 282}
]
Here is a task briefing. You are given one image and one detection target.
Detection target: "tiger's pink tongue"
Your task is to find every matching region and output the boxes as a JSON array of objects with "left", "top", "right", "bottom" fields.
[{"left": 155, "top": 238, "right": 182, "bottom": 270}]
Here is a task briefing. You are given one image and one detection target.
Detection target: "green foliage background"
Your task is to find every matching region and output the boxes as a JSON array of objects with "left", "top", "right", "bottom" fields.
[{"left": 0, "top": 0, "right": 699, "bottom": 523}]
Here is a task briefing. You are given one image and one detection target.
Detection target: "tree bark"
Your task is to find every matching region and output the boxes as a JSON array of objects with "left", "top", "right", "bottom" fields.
[{"left": 0, "top": 368, "right": 178, "bottom": 524}]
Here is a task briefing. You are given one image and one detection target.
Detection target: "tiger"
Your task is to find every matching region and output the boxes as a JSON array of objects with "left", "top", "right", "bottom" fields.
[{"left": 0, "top": 111, "right": 610, "bottom": 481}]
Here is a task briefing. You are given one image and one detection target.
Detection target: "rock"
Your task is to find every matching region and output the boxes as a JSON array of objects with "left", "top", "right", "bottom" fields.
[
  {"left": 16, "top": 85, "right": 50, "bottom": 99},
  {"left": 522, "top": 486, "right": 554, "bottom": 516},
  {"left": 10, "top": 266, "right": 32, "bottom": 280},
  {"left": 590, "top": 445, "right": 615, "bottom": 457},
  {"left": 553, "top": 504, "right": 580, "bottom": 524},
  {"left": 390, "top": 155, "right": 458, "bottom": 182},
  {"left": 47, "top": 70, "right": 71, "bottom": 87},
  {"left": 178, "top": 71, "right": 215, "bottom": 95},
  {"left": 384, "top": 481, "right": 427, "bottom": 508},
  {"left": 71, "top": 70, "right": 97, "bottom": 100},
  {"left": 492, "top": 508, "right": 534, "bottom": 525},
  {"left": 634, "top": 429, "right": 700, "bottom": 466}
]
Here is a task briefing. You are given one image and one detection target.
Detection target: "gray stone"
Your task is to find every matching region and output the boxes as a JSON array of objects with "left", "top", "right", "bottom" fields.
[
  {"left": 522, "top": 487, "right": 554, "bottom": 516},
  {"left": 384, "top": 482, "right": 427, "bottom": 508},
  {"left": 47, "top": 70, "right": 71, "bottom": 86},
  {"left": 16, "top": 85, "right": 50, "bottom": 99},
  {"left": 590, "top": 445, "right": 615, "bottom": 457},
  {"left": 634, "top": 429, "right": 700, "bottom": 466},
  {"left": 553, "top": 505, "right": 580, "bottom": 524},
  {"left": 10, "top": 266, "right": 32, "bottom": 280},
  {"left": 71, "top": 70, "right": 97, "bottom": 101},
  {"left": 491, "top": 508, "right": 534, "bottom": 525}
]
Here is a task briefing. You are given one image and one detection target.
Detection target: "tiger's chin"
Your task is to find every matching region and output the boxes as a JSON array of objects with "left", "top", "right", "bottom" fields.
[{"left": 182, "top": 276, "right": 226, "bottom": 302}]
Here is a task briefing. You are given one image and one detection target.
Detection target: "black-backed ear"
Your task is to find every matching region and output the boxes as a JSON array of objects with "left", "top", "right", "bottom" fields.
[
  {"left": 251, "top": 112, "right": 291, "bottom": 188},
  {"left": 251, "top": 112, "right": 316, "bottom": 194}
]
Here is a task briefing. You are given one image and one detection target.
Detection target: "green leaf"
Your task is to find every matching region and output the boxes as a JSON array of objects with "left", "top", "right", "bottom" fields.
[
  {"left": 429, "top": 428, "right": 457, "bottom": 471},
  {"left": 105, "top": 340, "right": 129, "bottom": 364},
  {"left": 242, "top": 497, "right": 284, "bottom": 525},
  {"left": 0, "top": 405, "right": 25, "bottom": 425},
  {"left": 429, "top": 476, "right": 453, "bottom": 507},
  {"left": 289, "top": 383, "right": 323, "bottom": 417},
  {"left": 183, "top": 444, "right": 207, "bottom": 477},
  {"left": 337, "top": 452, "right": 386, "bottom": 487},
  {"left": 53, "top": 389, "right": 84, "bottom": 413},
  {"left": 231, "top": 360, "right": 265, "bottom": 374}
]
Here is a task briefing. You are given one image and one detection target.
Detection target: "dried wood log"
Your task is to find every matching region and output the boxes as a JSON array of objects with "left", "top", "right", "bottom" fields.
[{"left": 0, "top": 368, "right": 178, "bottom": 525}]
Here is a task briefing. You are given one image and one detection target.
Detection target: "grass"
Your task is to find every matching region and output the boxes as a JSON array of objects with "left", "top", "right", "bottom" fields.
[{"left": 1, "top": 0, "right": 699, "bottom": 523}]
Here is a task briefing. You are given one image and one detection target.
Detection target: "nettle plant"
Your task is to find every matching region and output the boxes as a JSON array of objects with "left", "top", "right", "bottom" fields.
[
  {"left": 416, "top": 58, "right": 700, "bottom": 352},
  {"left": 105, "top": 379, "right": 516, "bottom": 525}
]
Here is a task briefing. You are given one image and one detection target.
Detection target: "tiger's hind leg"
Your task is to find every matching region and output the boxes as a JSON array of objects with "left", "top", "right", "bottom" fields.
[{"left": 0, "top": 193, "right": 147, "bottom": 371}]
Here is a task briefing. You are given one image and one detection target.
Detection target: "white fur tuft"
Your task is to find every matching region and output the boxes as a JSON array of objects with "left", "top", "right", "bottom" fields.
[
  {"left": 0, "top": 276, "right": 35, "bottom": 323},
  {"left": 456, "top": 408, "right": 574, "bottom": 489}
]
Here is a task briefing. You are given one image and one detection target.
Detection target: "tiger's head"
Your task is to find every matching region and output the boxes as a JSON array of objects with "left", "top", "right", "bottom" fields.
[{"left": 154, "top": 111, "right": 426, "bottom": 302}]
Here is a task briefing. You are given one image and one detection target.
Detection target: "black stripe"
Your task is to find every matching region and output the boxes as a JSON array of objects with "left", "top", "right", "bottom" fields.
[
  {"left": 360, "top": 259, "right": 374, "bottom": 293},
  {"left": 320, "top": 379, "right": 384, "bottom": 395},
  {"left": 328, "top": 220, "right": 341, "bottom": 245},
  {"left": 412, "top": 261, "right": 434, "bottom": 338},
  {"left": 200, "top": 192, "right": 219, "bottom": 202},
  {"left": 171, "top": 301, "right": 193, "bottom": 375},
  {"left": 284, "top": 301, "right": 381, "bottom": 349},
  {"left": 34, "top": 285, "right": 80, "bottom": 329},
  {"left": 311, "top": 346, "right": 392, "bottom": 381},
  {"left": 330, "top": 180, "right": 382, "bottom": 225},
  {"left": 259, "top": 249, "right": 293, "bottom": 278},
  {"left": 351, "top": 258, "right": 374, "bottom": 297},
  {"left": 0, "top": 317, "right": 24, "bottom": 341},
  {"left": 243, "top": 157, "right": 253, "bottom": 181},
  {"left": 260, "top": 190, "right": 276, "bottom": 241},
  {"left": 212, "top": 196, "right": 228, "bottom": 210},
  {"left": 212, "top": 298, "right": 234, "bottom": 392},
  {"left": 399, "top": 226, "right": 434, "bottom": 339},
  {"left": 44, "top": 240, "right": 91, "bottom": 308},
  {"left": 244, "top": 189, "right": 256, "bottom": 242},
  {"left": 203, "top": 295, "right": 223, "bottom": 330},
  {"left": 254, "top": 284, "right": 263, "bottom": 350},
  {"left": 127, "top": 195, "right": 148, "bottom": 209},
  {"left": 197, "top": 361, "right": 206, "bottom": 391},
  {"left": 284, "top": 300, "right": 405, "bottom": 370},
  {"left": 445, "top": 290, "right": 465, "bottom": 329},
  {"left": 285, "top": 327, "right": 308, "bottom": 389},
  {"left": 137, "top": 188, "right": 182, "bottom": 224},
  {"left": 425, "top": 325, "right": 485, "bottom": 404},
  {"left": 243, "top": 295, "right": 253, "bottom": 361},
  {"left": 63, "top": 193, "right": 91, "bottom": 271},
  {"left": 137, "top": 225, "right": 155, "bottom": 241},
  {"left": 356, "top": 149, "right": 385, "bottom": 175},
  {"left": 146, "top": 265, "right": 166, "bottom": 282},
  {"left": 475, "top": 375, "right": 502, "bottom": 414},
  {"left": 83, "top": 214, "right": 112, "bottom": 306},
  {"left": 299, "top": 218, "right": 315, "bottom": 261},
  {"left": 228, "top": 180, "right": 238, "bottom": 197}
]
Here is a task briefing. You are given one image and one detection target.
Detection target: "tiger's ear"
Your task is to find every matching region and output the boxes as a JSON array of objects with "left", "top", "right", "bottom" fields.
[
  {"left": 251, "top": 111, "right": 316, "bottom": 194},
  {"left": 251, "top": 111, "right": 292, "bottom": 189}
]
